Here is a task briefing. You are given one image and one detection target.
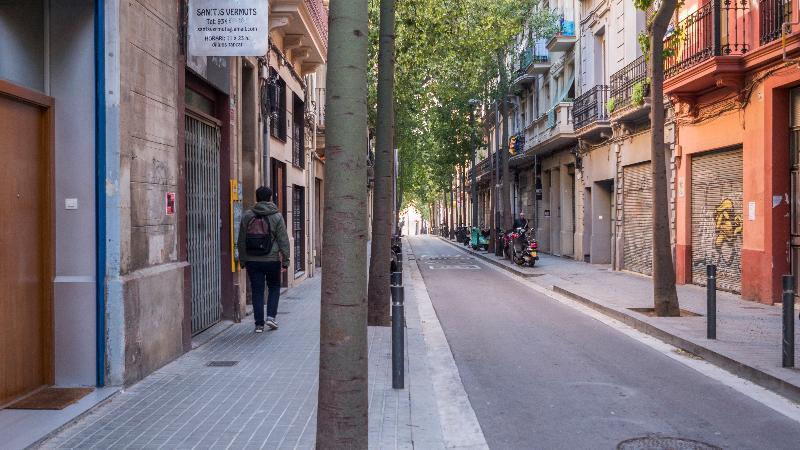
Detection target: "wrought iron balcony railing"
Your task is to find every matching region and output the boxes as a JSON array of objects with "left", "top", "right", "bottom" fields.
[
  {"left": 518, "top": 41, "right": 549, "bottom": 73},
  {"left": 573, "top": 85, "right": 610, "bottom": 130},
  {"left": 664, "top": 0, "right": 749, "bottom": 78},
  {"left": 760, "top": 0, "right": 792, "bottom": 45},
  {"left": 609, "top": 55, "right": 647, "bottom": 112}
]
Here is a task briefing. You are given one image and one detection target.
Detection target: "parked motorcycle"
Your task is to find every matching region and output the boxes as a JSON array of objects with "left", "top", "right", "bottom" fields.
[
  {"left": 455, "top": 226, "right": 470, "bottom": 245},
  {"left": 510, "top": 227, "right": 538, "bottom": 267}
]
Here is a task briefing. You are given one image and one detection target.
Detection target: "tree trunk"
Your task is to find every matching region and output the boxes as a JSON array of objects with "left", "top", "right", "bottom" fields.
[
  {"left": 367, "top": 0, "right": 395, "bottom": 327},
  {"left": 649, "top": 0, "right": 681, "bottom": 317},
  {"left": 316, "top": 0, "right": 369, "bottom": 446},
  {"left": 471, "top": 124, "right": 478, "bottom": 228},
  {"left": 449, "top": 181, "right": 455, "bottom": 238},
  {"left": 460, "top": 165, "right": 466, "bottom": 228},
  {"left": 443, "top": 192, "right": 449, "bottom": 236},
  {"left": 501, "top": 99, "right": 511, "bottom": 233}
]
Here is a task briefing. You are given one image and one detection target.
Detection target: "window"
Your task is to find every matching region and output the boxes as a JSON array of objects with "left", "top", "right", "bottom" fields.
[
  {"left": 292, "top": 93, "right": 305, "bottom": 168},
  {"left": 269, "top": 69, "right": 287, "bottom": 141},
  {"left": 292, "top": 186, "right": 306, "bottom": 274}
]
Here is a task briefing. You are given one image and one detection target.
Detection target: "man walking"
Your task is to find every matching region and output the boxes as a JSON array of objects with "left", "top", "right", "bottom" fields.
[{"left": 237, "top": 186, "right": 291, "bottom": 333}]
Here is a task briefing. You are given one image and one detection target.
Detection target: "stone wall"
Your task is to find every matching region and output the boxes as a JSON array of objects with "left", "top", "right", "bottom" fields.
[{"left": 118, "top": 0, "right": 186, "bottom": 385}]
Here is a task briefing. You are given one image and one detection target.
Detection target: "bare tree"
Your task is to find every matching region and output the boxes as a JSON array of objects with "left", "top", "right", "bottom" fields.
[
  {"left": 316, "top": 0, "right": 370, "bottom": 445},
  {"left": 648, "top": 0, "right": 681, "bottom": 316},
  {"left": 367, "top": 0, "right": 396, "bottom": 326}
]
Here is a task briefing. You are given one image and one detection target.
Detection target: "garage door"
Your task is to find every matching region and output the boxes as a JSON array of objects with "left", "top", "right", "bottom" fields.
[
  {"left": 622, "top": 163, "right": 652, "bottom": 275},
  {"left": 691, "top": 148, "right": 743, "bottom": 292}
]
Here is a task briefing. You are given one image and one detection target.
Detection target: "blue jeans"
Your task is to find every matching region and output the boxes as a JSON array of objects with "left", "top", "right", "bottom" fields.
[{"left": 246, "top": 261, "right": 282, "bottom": 326}]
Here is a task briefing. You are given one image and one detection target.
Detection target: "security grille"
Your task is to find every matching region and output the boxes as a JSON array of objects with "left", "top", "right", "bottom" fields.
[
  {"left": 186, "top": 114, "right": 222, "bottom": 334},
  {"left": 691, "top": 148, "right": 743, "bottom": 292},
  {"left": 622, "top": 163, "right": 653, "bottom": 276},
  {"left": 293, "top": 186, "right": 305, "bottom": 274}
]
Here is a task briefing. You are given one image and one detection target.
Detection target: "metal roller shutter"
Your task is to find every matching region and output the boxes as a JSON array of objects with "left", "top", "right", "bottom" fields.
[
  {"left": 623, "top": 163, "right": 653, "bottom": 275},
  {"left": 186, "top": 114, "right": 222, "bottom": 334},
  {"left": 691, "top": 148, "right": 743, "bottom": 292}
]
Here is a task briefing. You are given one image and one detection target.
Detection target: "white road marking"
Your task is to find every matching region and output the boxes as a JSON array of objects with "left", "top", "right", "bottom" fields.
[
  {"left": 427, "top": 265, "right": 481, "bottom": 270},
  {"left": 433, "top": 236, "right": 800, "bottom": 424},
  {"left": 408, "top": 239, "right": 490, "bottom": 450}
]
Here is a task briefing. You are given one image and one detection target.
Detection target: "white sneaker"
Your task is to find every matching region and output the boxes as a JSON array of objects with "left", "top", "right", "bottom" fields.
[{"left": 266, "top": 318, "right": 279, "bottom": 330}]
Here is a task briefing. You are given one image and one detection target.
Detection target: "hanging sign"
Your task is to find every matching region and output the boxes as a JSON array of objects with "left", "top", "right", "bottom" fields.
[{"left": 188, "top": 0, "right": 268, "bottom": 56}]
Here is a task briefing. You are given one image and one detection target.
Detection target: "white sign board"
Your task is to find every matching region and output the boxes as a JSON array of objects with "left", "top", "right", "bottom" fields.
[{"left": 188, "top": 0, "right": 268, "bottom": 56}]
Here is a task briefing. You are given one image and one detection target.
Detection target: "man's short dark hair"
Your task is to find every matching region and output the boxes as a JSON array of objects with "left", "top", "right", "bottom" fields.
[{"left": 256, "top": 186, "right": 273, "bottom": 202}]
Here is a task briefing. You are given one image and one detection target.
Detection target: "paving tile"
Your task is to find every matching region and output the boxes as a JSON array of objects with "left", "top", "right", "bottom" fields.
[{"left": 40, "top": 274, "right": 428, "bottom": 449}]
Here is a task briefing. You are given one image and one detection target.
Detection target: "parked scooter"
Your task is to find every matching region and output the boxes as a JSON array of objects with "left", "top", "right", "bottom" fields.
[{"left": 470, "top": 226, "right": 490, "bottom": 250}]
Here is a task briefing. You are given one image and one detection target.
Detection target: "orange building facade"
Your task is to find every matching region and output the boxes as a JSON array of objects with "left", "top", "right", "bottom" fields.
[{"left": 668, "top": 0, "right": 800, "bottom": 303}]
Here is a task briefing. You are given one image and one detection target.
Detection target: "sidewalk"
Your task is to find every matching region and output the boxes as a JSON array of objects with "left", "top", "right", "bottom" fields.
[
  {"left": 438, "top": 236, "right": 800, "bottom": 402},
  {"left": 35, "top": 270, "right": 449, "bottom": 450}
]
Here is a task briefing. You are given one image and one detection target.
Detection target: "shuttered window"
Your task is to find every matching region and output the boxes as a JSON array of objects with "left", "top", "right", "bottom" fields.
[
  {"left": 622, "top": 163, "right": 653, "bottom": 275},
  {"left": 691, "top": 148, "right": 743, "bottom": 292}
]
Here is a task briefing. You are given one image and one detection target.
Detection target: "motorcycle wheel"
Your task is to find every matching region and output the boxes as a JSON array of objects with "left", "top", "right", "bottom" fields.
[
  {"left": 529, "top": 259, "right": 537, "bottom": 267},
  {"left": 471, "top": 245, "right": 478, "bottom": 250}
]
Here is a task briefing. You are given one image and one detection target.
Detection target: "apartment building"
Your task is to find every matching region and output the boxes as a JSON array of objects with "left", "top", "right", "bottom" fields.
[{"left": 0, "top": 0, "right": 328, "bottom": 409}]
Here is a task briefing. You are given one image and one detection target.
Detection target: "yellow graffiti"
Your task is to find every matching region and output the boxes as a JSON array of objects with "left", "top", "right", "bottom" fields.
[{"left": 714, "top": 198, "right": 743, "bottom": 248}]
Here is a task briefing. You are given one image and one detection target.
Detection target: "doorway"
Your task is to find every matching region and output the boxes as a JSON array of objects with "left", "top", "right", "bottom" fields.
[
  {"left": 185, "top": 112, "right": 222, "bottom": 335},
  {"left": 0, "top": 82, "right": 54, "bottom": 405},
  {"left": 271, "top": 159, "right": 288, "bottom": 287},
  {"left": 293, "top": 185, "right": 306, "bottom": 275},
  {"left": 315, "top": 178, "right": 323, "bottom": 267},
  {"left": 591, "top": 179, "right": 614, "bottom": 264}
]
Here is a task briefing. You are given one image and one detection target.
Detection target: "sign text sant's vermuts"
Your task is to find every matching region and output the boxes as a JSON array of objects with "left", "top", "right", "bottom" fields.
[{"left": 188, "top": 0, "right": 268, "bottom": 56}]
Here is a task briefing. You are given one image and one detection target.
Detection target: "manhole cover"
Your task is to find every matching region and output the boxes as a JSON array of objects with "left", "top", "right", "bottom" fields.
[
  {"left": 618, "top": 437, "right": 720, "bottom": 450},
  {"left": 207, "top": 360, "right": 238, "bottom": 367}
]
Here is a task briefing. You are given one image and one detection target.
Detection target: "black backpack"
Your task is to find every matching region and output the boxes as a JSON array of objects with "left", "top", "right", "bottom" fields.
[{"left": 245, "top": 214, "right": 274, "bottom": 256}]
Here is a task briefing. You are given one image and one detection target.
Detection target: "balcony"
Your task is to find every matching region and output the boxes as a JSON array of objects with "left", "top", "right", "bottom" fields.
[
  {"left": 270, "top": 0, "right": 329, "bottom": 75},
  {"left": 518, "top": 102, "right": 576, "bottom": 159},
  {"left": 546, "top": 20, "right": 577, "bottom": 52},
  {"left": 663, "top": 0, "right": 749, "bottom": 97},
  {"left": 608, "top": 55, "right": 649, "bottom": 123},
  {"left": 573, "top": 85, "right": 611, "bottom": 139},
  {"left": 760, "top": 0, "right": 792, "bottom": 45},
  {"left": 517, "top": 41, "right": 551, "bottom": 76}
]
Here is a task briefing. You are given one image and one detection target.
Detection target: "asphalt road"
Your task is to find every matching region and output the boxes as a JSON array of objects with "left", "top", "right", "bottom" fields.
[{"left": 408, "top": 235, "right": 800, "bottom": 450}]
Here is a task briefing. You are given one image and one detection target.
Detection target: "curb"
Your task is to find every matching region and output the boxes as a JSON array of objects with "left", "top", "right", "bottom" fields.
[
  {"left": 552, "top": 286, "right": 800, "bottom": 404},
  {"left": 436, "top": 236, "right": 800, "bottom": 403},
  {"left": 436, "top": 237, "right": 540, "bottom": 278}
]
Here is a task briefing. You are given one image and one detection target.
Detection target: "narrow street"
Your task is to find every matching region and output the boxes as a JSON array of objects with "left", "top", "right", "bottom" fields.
[{"left": 408, "top": 235, "right": 800, "bottom": 449}]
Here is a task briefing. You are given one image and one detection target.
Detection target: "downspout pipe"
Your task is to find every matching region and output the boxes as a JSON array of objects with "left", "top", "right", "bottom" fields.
[{"left": 94, "top": 0, "right": 106, "bottom": 387}]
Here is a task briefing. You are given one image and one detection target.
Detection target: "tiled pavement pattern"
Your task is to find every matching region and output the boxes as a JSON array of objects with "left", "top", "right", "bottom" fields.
[
  {"left": 40, "top": 275, "right": 428, "bottom": 449},
  {"left": 442, "top": 237, "right": 800, "bottom": 398}
]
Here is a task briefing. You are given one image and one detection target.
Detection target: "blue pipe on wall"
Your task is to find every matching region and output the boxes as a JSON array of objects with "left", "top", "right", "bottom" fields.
[{"left": 94, "top": 0, "right": 106, "bottom": 387}]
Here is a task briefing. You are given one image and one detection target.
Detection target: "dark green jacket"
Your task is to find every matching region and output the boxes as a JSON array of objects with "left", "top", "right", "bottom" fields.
[{"left": 237, "top": 201, "right": 291, "bottom": 265}]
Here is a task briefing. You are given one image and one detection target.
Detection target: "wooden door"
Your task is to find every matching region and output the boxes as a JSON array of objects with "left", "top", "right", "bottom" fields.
[{"left": 0, "top": 81, "right": 53, "bottom": 406}]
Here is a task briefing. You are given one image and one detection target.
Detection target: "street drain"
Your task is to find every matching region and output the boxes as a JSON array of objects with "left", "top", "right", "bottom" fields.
[
  {"left": 617, "top": 437, "right": 720, "bottom": 450},
  {"left": 207, "top": 361, "right": 238, "bottom": 367}
]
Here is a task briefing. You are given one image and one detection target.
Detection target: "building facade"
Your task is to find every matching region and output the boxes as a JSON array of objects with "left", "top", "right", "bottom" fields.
[
  {"left": 667, "top": 0, "right": 800, "bottom": 304},
  {"left": 0, "top": 0, "right": 327, "bottom": 408},
  {"left": 469, "top": 0, "right": 800, "bottom": 306}
]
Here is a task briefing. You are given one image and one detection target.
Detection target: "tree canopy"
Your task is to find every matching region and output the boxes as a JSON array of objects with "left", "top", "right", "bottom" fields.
[{"left": 367, "top": 0, "right": 539, "bottom": 215}]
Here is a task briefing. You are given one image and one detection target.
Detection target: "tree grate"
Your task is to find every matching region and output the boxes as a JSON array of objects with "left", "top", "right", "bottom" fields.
[{"left": 206, "top": 361, "right": 239, "bottom": 367}]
